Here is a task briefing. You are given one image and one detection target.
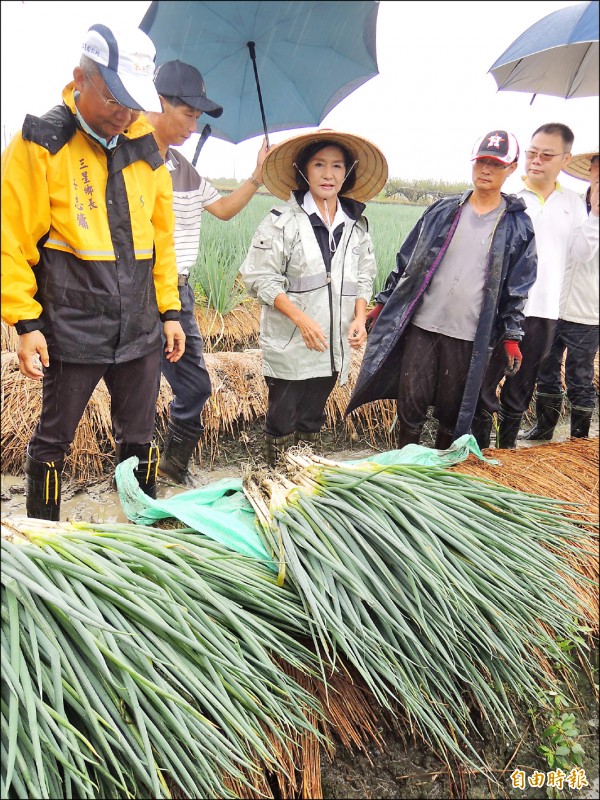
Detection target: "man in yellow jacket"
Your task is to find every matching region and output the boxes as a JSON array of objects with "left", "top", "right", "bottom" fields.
[{"left": 1, "top": 23, "right": 185, "bottom": 519}]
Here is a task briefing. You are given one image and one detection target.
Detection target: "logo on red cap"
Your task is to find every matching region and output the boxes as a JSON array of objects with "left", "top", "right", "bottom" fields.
[{"left": 487, "top": 134, "right": 504, "bottom": 149}]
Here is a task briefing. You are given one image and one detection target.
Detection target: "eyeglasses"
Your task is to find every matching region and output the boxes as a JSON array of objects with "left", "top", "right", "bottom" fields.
[
  {"left": 88, "top": 77, "right": 140, "bottom": 115},
  {"left": 474, "top": 158, "right": 510, "bottom": 170},
  {"left": 524, "top": 150, "right": 566, "bottom": 162}
]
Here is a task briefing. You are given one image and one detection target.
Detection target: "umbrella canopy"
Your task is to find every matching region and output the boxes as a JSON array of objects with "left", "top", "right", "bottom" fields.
[
  {"left": 139, "top": 0, "right": 380, "bottom": 145},
  {"left": 489, "top": 0, "right": 598, "bottom": 100}
]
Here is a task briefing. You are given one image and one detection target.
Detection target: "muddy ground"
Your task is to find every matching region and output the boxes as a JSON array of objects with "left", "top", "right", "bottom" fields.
[{"left": 1, "top": 415, "right": 598, "bottom": 800}]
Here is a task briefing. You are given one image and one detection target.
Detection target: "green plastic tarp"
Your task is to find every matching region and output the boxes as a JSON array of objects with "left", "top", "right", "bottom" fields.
[{"left": 116, "top": 434, "right": 497, "bottom": 568}]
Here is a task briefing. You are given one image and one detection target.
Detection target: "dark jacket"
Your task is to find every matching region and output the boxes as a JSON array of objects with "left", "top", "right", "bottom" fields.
[{"left": 345, "top": 190, "right": 537, "bottom": 436}]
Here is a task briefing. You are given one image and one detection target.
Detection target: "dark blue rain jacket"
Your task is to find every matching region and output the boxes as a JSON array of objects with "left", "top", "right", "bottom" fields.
[{"left": 345, "top": 190, "right": 537, "bottom": 436}]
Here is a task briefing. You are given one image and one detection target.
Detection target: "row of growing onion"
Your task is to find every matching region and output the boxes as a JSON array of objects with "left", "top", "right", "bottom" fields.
[
  {"left": 244, "top": 450, "right": 598, "bottom": 774},
  {"left": 191, "top": 194, "right": 279, "bottom": 316},
  {"left": 1, "top": 520, "right": 325, "bottom": 799}
]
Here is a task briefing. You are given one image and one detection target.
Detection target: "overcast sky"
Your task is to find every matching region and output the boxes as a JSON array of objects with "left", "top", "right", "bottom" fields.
[{"left": 1, "top": 0, "right": 598, "bottom": 193}]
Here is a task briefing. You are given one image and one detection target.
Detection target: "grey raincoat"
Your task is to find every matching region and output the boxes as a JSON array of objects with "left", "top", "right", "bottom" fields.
[{"left": 240, "top": 193, "right": 376, "bottom": 384}]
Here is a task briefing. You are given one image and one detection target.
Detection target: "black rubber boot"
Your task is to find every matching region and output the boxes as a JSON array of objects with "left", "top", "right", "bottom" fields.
[
  {"left": 116, "top": 442, "right": 160, "bottom": 498},
  {"left": 294, "top": 431, "right": 322, "bottom": 451},
  {"left": 434, "top": 427, "right": 454, "bottom": 451},
  {"left": 396, "top": 424, "right": 422, "bottom": 449},
  {"left": 264, "top": 434, "right": 293, "bottom": 467},
  {"left": 158, "top": 419, "right": 202, "bottom": 486},
  {"left": 497, "top": 408, "right": 523, "bottom": 449},
  {"left": 25, "top": 450, "right": 63, "bottom": 520},
  {"left": 470, "top": 410, "right": 494, "bottom": 450},
  {"left": 523, "top": 393, "right": 563, "bottom": 441},
  {"left": 570, "top": 406, "right": 593, "bottom": 438}
]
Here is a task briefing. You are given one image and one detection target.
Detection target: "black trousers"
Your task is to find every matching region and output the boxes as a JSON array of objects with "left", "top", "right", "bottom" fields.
[
  {"left": 477, "top": 316, "right": 557, "bottom": 416},
  {"left": 161, "top": 283, "right": 211, "bottom": 428},
  {"left": 536, "top": 320, "right": 599, "bottom": 409},
  {"left": 264, "top": 374, "right": 338, "bottom": 437},
  {"left": 396, "top": 325, "right": 473, "bottom": 435},
  {"left": 28, "top": 349, "right": 162, "bottom": 462}
]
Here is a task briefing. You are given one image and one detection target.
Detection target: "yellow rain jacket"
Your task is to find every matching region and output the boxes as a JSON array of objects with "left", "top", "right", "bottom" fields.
[{"left": 1, "top": 83, "right": 180, "bottom": 364}]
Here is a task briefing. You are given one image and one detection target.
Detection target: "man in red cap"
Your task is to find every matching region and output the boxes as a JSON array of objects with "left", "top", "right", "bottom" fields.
[
  {"left": 476, "top": 123, "right": 598, "bottom": 448},
  {"left": 346, "top": 130, "right": 537, "bottom": 451}
]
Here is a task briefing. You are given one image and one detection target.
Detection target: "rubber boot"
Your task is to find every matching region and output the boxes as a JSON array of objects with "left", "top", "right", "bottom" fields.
[
  {"left": 522, "top": 393, "right": 563, "bottom": 441},
  {"left": 497, "top": 408, "right": 523, "bottom": 450},
  {"left": 434, "top": 427, "right": 454, "bottom": 451},
  {"left": 470, "top": 410, "right": 494, "bottom": 450},
  {"left": 116, "top": 442, "right": 160, "bottom": 498},
  {"left": 570, "top": 406, "right": 593, "bottom": 438},
  {"left": 158, "top": 418, "right": 202, "bottom": 486},
  {"left": 294, "top": 431, "right": 322, "bottom": 452},
  {"left": 396, "top": 424, "right": 422, "bottom": 449},
  {"left": 264, "top": 434, "right": 293, "bottom": 467},
  {"left": 25, "top": 450, "right": 63, "bottom": 520}
]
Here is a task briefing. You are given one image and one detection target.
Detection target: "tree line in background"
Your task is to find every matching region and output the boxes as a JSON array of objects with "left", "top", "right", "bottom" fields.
[{"left": 213, "top": 176, "right": 471, "bottom": 204}]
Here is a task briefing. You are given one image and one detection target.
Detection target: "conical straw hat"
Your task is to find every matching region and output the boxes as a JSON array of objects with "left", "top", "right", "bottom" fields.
[
  {"left": 262, "top": 129, "right": 388, "bottom": 202},
  {"left": 562, "top": 147, "right": 598, "bottom": 181}
]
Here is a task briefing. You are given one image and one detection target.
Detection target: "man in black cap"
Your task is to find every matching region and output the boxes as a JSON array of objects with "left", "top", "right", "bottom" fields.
[{"left": 147, "top": 60, "right": 268, "bottom": 484}]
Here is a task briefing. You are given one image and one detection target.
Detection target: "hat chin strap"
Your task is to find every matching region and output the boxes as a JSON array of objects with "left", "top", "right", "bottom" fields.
[
  {"left": 345, "top": 159, "right": 358, "bottom": 182},
  {"left": 293, "top": 163, "right": 310, "bottom": 187}
]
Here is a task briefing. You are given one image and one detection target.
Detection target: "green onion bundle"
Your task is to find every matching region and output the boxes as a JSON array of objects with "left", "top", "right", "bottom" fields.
[
  {"left": 244, "top": 451, "right": 598, "bottom": 770},
  {"left": 1, "top": 518, "right": 325, "bottom": 799}
]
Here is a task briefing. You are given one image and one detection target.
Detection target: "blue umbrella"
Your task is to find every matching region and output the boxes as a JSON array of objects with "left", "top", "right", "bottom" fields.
[
  {"left": 489, "top": 0, "right": 598, "bottom": 100},
  {"left": 140, "top": 0, "right": 379, "bottom": 146}
]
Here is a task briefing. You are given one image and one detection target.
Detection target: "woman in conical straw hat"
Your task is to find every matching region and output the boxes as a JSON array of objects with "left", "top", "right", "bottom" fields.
[{"left": 240, "top": 129, "right": 388, "bottom": 465}]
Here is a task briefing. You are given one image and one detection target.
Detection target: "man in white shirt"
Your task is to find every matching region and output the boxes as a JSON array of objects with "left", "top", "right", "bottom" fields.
[
  {"left": 476, "top": 123, "right": 599, "bottom": 448},
  {"left": 146, "top": 61, "right": 268, "bottom": 484},
  {"left": 524, "top": 148, "right": 599, "bottom": 441}
]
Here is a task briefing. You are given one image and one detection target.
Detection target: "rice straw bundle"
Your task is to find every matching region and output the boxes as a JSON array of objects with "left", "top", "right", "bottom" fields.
[
  {"left": 1, "top": 322, "right": 19, "bottom": 352},
  {"left": 1, "top": 354, "right": 172, "bottom": 485},
  {"left": 453, "top": 438, "right": 599, "bottom": 520},
  {"left": 1, "top": 353, "right": 114, "bottom": 483},
  {"left": 194, "top": 300, "right": 260, "bottom": 353},
  {"left": 2, "top": 349, "right": 390, "bottom": 479},
  {"left": 1, "top": 341, "right": 597, "bottom": 481},
  {"left": 453, "top": 438, "right": 599, "bottom": 632}
]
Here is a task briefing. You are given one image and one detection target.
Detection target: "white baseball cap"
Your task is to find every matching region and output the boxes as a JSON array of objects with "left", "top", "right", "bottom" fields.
[{"left": 81, "top": 24, "right": 161, "bottom": 112}]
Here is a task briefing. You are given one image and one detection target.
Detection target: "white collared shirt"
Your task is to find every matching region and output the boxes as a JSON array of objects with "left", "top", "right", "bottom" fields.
[
  {"left": 518, "top": 180, "right": 599, "bottom": 319},
  {"left": 302, "top": 191, "right": 352, "bottom": 229}
]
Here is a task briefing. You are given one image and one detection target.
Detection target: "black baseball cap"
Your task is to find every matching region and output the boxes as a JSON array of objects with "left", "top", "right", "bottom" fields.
[{"left": 154, "top": 60, "right": 223, "bottom": 118}]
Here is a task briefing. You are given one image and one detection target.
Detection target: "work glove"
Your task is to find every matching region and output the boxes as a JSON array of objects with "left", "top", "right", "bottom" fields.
[
  {"left": 365, "top": 303, "right": 384, "bottom": 334},
  {"left": 503, "top": 340, "right": 522, "bottom": 377}
]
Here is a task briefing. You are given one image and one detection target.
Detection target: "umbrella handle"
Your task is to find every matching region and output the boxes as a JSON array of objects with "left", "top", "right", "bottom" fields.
[
  {"left": 247, "top": 41, "right": 270, "bottom": 148},
  {"left": 192, "top": 124, "right": 212, "bottom": 168}
]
